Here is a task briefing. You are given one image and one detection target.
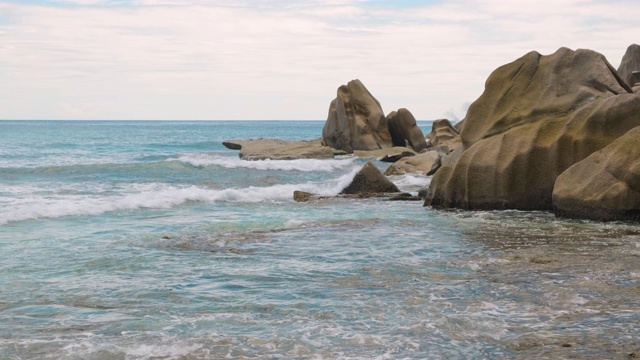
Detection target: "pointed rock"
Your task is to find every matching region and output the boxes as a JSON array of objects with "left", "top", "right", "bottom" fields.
[
  {"left": 617, "top": 44, "right": 640, "bottom": 87},
  {"left": 340, "top": 161, "right": 400, "bottom": 195},
  {"left": 322, "top": 80, "right": 393, "bottom": 153}
]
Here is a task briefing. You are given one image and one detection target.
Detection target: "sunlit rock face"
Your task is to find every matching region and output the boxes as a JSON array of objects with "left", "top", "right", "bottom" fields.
[
  {"left": 425, "top": 47, "right": 640, "bottom": 211},
  {"left": 322, "top": 79, "right": 392, "bottom": 153},
  {"left": 553, "top": 126, "right": 640, "bottom": 221}
]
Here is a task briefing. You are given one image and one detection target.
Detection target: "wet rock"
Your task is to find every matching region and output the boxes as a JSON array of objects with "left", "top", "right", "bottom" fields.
[
  {"left": 322, "top": 79, "right": 393, "bottom": 153},
  {"left": 417, "top": 187, "right": 430, "bottom": 199},
  {"left": 293, "top": 191, "right": 314, "bottom": 202},
  {"left": 386, "top": 108, "right": 428, "bottom": 152},
  {"left": 223, "top": 139, "right": 334, "bottom": 160},
  {"left": 426, "top": 47, "right": 640, "bottom": 210},
  {"left": 340, "top": 161, "right": 400, "bottom": 195},
  {"left": 553, "top": 126, "right": 640, "bottom": 221},
  {"left": 387, "top": 193, "right": 422, "bottom": 201}
]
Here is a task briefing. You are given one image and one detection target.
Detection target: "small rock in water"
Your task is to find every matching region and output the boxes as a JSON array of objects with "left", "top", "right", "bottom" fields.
[
  {"left": 340, "top": 161, "right": 400, "bottom": 195},
  {"left": 293, "top": 191, "right": 314, "bottom": 202}
]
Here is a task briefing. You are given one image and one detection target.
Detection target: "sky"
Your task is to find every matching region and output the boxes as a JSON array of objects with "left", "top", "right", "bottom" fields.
[{"left": 0, "top": 0, "right": 638, "bottom": 120}]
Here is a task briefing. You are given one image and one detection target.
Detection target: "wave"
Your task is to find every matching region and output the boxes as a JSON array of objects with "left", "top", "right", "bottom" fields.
[
  {"left": 0, "top": 169, "right": 360, "bottom": 225},
  {"left": 174, "top": 154, "right": 356, "bottom": 172},
  {"left": 0, "top": 160, "right": 194, "bottom": 177},
  {"left": 387, "top": 173, "right": 431, "bottom": 193}
]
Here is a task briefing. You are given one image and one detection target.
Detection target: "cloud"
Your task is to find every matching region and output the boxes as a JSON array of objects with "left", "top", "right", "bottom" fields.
[{"left": 0, "top": 0, "right": 638, "bottom": 120}]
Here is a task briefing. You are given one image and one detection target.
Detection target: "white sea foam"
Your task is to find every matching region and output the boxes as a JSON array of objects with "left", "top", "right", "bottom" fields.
[
  {"left": 387, "top": 173, "right": 431, "bottom": 193},
  {"left": 0, "top": 169, "right": 359, "bottom": 225},
  {"left": 174, "top": 153, "right": 356, "bottom": 172}
]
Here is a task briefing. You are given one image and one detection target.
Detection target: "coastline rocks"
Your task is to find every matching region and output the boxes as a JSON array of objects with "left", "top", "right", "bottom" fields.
[
  {"left": 222, "top": 138, "right": 334, "bottom": 160},
  {"left": 340, "top": 161, "right": 400, "bottom": 195},
  {"left": 322, "top": 80, "right": 393, "bottom": 153},
  {"left": 384, "top": 150, "right": 442, "bottom": 176},
  {"left": 386, "top": 108, "right": 428, "bottom": 152},
  {"left": 426, "top": 47, "right": 640, "bottom": 210},
  {"left": 552, "top": 126, "right": 640, "bottom": 221},
  {"left": 617, "top": 44, "right": 640, "bottom": 87},
  {"left": 425, "top": 119, "right": 461, "bottom": 150},
  {"left": 353, "top": 147, "right": 416, "bottom": 162}
]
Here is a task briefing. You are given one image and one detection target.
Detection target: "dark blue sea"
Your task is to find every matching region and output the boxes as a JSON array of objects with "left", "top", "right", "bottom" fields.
[{"left": 1, "top": 120, "right": 639, "bottom": 359}]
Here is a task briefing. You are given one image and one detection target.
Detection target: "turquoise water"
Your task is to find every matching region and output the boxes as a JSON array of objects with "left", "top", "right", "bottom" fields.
[{"left": 1, "top": 121, "right": 639, "bottom": 359}]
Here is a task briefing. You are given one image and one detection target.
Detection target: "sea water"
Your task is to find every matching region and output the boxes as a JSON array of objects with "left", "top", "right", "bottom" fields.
[{"left": 1, "top": 120, "right": 639, "bottom": 359}]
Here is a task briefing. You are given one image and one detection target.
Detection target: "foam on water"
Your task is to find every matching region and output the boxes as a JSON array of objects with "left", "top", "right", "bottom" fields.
[
  {"left": 174, "top": 153, "right": 357, "bottom": 172},
  {"left": 3, "top": 121, "right": 640, "bottom": 359},
  {"left": 0, "top": 169, "right": 360, "bottom": 225}
]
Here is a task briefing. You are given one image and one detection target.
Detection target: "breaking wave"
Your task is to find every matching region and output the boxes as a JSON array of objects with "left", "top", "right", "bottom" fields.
[
  {"left": 0, "top": 169, "right": 360, "bottom": 225},
  {"left": 174, "top": 154, "right": 356, "bottom": 172}
]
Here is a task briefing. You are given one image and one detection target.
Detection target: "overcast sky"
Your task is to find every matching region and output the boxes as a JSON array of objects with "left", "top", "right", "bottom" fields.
[{"left": 1, "top": 0, "right": 638, "bottom": 120}]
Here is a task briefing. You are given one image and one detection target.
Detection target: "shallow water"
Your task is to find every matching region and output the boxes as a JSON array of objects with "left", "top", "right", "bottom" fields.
[{"left": 1, "top": 121, "right": 639, "bottom": 359}]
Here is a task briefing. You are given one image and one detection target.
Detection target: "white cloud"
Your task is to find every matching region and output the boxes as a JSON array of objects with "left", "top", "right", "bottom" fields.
[{"left": 0, "top": 0, "right": 638, "bottom": 120}]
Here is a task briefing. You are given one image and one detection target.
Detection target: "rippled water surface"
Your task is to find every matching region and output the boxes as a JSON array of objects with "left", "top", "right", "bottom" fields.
[{"left": 1, "top": 121, "right": 639, "bottom": 359}]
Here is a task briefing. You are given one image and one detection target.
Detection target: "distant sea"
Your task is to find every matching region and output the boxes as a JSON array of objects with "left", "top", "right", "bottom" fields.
[{"left": 1, "top": 120, "right": 639, "bottom": 359}]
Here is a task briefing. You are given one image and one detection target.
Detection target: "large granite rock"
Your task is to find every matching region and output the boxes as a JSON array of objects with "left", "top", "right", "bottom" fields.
[
  {"left": 340, "top": 161, "right": 400, "bottom": 195},
  {"left": 617, "top": 44, "right": 640, "bottom": 87},
  {"left": 322, "top": 80, "right": 393, "bottom": 153},
  {"left": 425, "top": 47, "right": 640, "bottom": 210},
  {"left": 552, "top": 126, "right": 640, "bottom": 221},
  {"left": 386, "top": 108, "right": 428, "bottom": 152},
  {"left": 425, "top": 119, "right": 461, "bottom": 150},
  {"left": 223, "top": 139, "right": 334, "bottom": 160}
]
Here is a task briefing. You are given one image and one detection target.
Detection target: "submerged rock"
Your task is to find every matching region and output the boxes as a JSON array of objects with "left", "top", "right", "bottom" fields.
[
  {"left": 552, "top": 126, "right": 640, "bottom": 221},
  {"left": 426, "top": 47, "right": 640, "bottom": 210},
  {"left": 340, "top": 161, "right": 400, "bottom": 195},
  {"left": 322, "top": 79, "right": 392, "bottom": 153},
  {"left": 386, "top": 108, "right": 428, "bottom": 152},
  {"left": 222, "top": 139, "right": 334, "bottom": 160}
]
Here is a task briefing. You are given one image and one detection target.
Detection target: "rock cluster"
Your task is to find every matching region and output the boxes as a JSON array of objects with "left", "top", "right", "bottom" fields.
[
  {"left": 226, "top": 44, "right": 640, "bottom": 221},
  {"left": 424, "top": 46, "right": 640, "bottom": 220},
  {"left": 322, "top": 80, "right": 427, "bottom": 153}
]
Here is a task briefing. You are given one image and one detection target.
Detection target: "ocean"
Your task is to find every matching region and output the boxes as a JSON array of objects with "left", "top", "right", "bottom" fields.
[{"left": 1, "top": 120, "right": 639, "bottom": 359}]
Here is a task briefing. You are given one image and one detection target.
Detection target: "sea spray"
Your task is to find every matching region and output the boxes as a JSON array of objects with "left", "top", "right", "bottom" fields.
[{"left": 174, "top": 154, "right": 357, "bottom": 172}]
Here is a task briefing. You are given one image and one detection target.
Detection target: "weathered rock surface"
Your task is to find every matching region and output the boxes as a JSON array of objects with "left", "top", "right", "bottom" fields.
[
  {"left": 425, "top": 119, "right": 461, "bottom": 150},
  {"left": 223, "top": 139, "right": 334, "bottom": 160},
  {"left": 426, "top": 47, "right": 640, "bottom": 210},
  {"left": 353, "top": 147, "right": 416, "bottom": 162},
  {"left": 293, "top": 191, "right": 314, "bottom": 202},
  {"left": 386, "top": 108, "right": 428, "bottom": 152},
  {"left": 340, "top": 161, "right": 400, "bottom": 195},
  {"left": 617, "top": 44, "right": 640, "bottom": 87},
  {"left": 552, "top": 126, "right": 640, "bottom": 221},
  {"left": 322, "top": 80, "right": 393, "bottom": 153},
  {"left": 384, "top": 150, "right": 442, "bottom": 176}
]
